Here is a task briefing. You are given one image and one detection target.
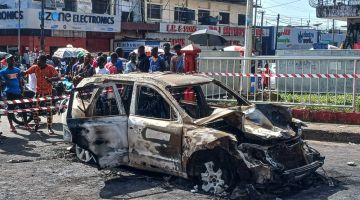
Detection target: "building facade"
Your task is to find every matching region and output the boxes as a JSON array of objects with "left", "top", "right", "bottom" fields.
[
  {"left": 0, "top": 0, "right": 121, "bottom": 54},
  {"left": 311, "top": 0, "right": 357, "bottom": 48},
  {"left": 114, "top": 0, "right": 249, "bottom": 55}
]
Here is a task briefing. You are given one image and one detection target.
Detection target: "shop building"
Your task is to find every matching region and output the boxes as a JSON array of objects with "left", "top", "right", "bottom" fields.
[
  {"left": 114, "top": 0, "right": 254, "bottom": 54},
  {"left": 0, "top": 0, "right": 121, "bottom": 54}
]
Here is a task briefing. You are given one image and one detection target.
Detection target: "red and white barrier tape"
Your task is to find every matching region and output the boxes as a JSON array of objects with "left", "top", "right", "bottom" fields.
[
  {"left": 0, "top": 105, "right": 68, "bottom": 115},
  {"left": 0, "top": 95, "right": 70, "bottom": 106},
  {"left": 202, "top": 72, "right": 360, "bottom": 79}
]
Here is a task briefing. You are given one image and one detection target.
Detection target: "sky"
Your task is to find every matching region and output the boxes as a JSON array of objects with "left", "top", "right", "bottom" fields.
[{"left": 259, "top": 0, "right": 346, "bottom": 30}]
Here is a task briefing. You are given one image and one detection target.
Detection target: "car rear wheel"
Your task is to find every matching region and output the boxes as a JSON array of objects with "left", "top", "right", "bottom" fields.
[{"left": 75, "top": 145, "right": 96, "bottom": 164}]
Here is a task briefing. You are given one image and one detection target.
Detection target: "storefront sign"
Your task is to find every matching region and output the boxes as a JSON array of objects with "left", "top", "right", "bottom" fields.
[
  {"left": 160, "top": 23, "right": 269, "bottom": 37},
  {"left": 276, "top": 27, "right": 318, "bottom": 50},
  {"left": 0, "top": 9, "right": 120, "bottom": 32},
  {"left": 114, "top": 41, "right": 146, "bottom": 52},
  {"left": 160, "top": 23, "right": 245, "bottom": 36}
]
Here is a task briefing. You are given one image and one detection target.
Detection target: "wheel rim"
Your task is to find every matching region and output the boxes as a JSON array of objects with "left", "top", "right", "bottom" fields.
[
  {"left": 75, "top": 145, "right": 94, "bottom": 163},
  {"left": 200, "top": 161, "right": 227, "bottom": 194}
]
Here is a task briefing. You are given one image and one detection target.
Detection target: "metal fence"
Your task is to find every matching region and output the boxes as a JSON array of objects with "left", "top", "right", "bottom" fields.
[{"left": 197, "top": 56, "right": 360, "bottom": 111}]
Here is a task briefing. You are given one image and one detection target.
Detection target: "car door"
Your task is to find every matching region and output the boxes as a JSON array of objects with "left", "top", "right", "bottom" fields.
[
  {"left": 128, "top": 83, "right": 184, "bottom": 175},
  {"left": 66, "top": 82, "right": 129, "bottom": 169}
]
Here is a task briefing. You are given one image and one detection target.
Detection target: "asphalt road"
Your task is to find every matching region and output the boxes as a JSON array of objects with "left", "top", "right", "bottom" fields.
[{"left": 0, "top": 115, "right": 359, "bottom": 200}]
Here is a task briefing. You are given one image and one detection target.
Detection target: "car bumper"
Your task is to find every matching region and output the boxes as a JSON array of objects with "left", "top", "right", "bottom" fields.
[{"left": 282, "top": 161, "right": 323, "bottom": 181}]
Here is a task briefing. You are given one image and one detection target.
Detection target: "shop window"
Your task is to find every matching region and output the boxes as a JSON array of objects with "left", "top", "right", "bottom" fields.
[
  {"left": 63, "top": 0, "right": 77, "bottom": 12},
  {"left": 92, "top": 0, "right": 110, "bottom": 14},
  {"left": 219, "top": 12, "right": 230, "bottom": 24},
  {"left": 136, "top": 86, "right": 171, "bottom": 120},
  {"left": 122, "top": 11, "right": 134, "bottom": 22},
  {"left": 238, "top": 14, "right": 246, "bottom": 26},
  {"left": 174, "top": 7, "right": 195, "bottom": 23},
  {"left": 198, "top": 10, "right": 210, "bottom": 23},
  {"left": 147, "top": 4, "right": 162, "bottom": 19}
]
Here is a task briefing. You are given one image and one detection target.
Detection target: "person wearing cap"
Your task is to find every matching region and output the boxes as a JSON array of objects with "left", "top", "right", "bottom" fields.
[
  {"left": 72, "top": 52, "right": 85, "bottom": 78},
  {"left": 162, "top": 43, "right": 175, "bottom": 71},
  {"left": 23, "top": 55, "right": 60, "bottom": 134},
  {"left": 0, "top": 55, "right": 31, "bottom": 133},
  {"left": 74, "top": 53, "right": 95, "bottom": 85},
  {"left": 170, "top": 44, "right": 185, "bottom": 73},
  {"left": 149, "top": 47, "right": 166, "bottom": 73},
  {"left": 124, "top": 53, "right": 137, "bottom": 74}
]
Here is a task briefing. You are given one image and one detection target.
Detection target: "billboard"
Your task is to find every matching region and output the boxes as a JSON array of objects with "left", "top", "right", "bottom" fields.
[
  {"left": 0, "top": 9, "right": 120, "bottom": 32},
  {"left": 276, "top": 27, "right": 318, "bottom": 50}
]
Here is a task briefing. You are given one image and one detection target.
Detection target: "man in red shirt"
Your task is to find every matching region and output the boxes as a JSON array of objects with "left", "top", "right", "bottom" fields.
[
  {"left": 105, "top": 53, "right": 120, "bottom": 74},
  {"left": 23, "top": 55, "right": 60, "bottom": 134}
]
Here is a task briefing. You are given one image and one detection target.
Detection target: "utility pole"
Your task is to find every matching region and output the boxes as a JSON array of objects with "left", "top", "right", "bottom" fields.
[
  {"left": 260, "top": 10, "right": 265, "bottom": 55},
  {"left": 40, "top": 0, "right": 45, "bottom": 52},
  {"left": 253, "top": 0, "right": 258, "bottom": 52},
  {"left": 332, "top": 19, "right": 335, "bottom": 45},
  {"left": 17, "top": 0, "right": 20, "bottom": 56},
  {"left": 275, "top": 14, "right": 280, "bottom": 51},
  {"left": 243, "top": 0, "right": 253, "bottom": 94},
  {"left": 244, "top": 0, "right": 253, "bottom": 60}
]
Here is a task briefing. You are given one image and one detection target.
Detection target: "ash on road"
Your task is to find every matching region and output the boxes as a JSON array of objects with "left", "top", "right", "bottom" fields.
[{"left": 0, "top": 115, "right": 359, "bottom": 200}]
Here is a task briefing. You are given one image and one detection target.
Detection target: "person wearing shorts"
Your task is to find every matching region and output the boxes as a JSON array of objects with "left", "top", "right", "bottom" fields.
[
  {"left": 23, "top": 55, "right": 60, "bottom": 134},
  {"left": 0, "top": 55, "right": 30, "bottom": 133}
]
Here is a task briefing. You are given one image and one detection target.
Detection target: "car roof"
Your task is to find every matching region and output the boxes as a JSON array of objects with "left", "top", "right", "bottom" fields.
[{"left": 77, "top": 72, "right": 214, "bottom": 88}]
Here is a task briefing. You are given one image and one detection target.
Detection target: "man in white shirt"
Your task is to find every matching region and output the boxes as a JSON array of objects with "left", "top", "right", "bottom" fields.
[
  {"left": 124, "top": 53, "right": 137, "bottom": 74},
  {"left": 95, "top": 56, "right": 110, "bottom": 75}
]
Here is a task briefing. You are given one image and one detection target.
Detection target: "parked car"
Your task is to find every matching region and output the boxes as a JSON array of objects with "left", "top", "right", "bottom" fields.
[{"left": 63, "top": 72, "right": 324, "bottom": 194}]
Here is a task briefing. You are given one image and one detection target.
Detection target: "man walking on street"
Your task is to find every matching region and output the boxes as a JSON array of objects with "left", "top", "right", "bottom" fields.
[
  {"left": 137, "top": 46, "right": 150, "bottom": 72},
  {"left": 149, "top": 47, "right": 166, "bottom": 73},
  {"left": 23, "top": 55, "right": 60, "bottom": 134},
  {"left": 0, "top": 55, "right": 31, "bottom": 133}
]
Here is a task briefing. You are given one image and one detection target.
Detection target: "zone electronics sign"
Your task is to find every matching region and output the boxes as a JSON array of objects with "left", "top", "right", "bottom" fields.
[
  {"left": 40, "top": 11, "right": 115, "bottom": 25},
  {"left": 0, "top": 9, "right": 120, "bottom": 32}
]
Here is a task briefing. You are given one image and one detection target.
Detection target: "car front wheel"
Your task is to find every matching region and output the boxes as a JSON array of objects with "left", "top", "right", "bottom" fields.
[
  {"left": 194, "top": 152, "right": 237, "bottom": 194},
  {"left": 75, "top": 144, "right": 96, "bottom": 164}
]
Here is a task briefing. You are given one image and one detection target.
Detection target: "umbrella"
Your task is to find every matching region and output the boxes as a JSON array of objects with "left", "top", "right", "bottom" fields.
[
  {"left": 131, "top": 46, "right": 164, "bottom": 57},
  {"left": 222, "top": 45, "right": 245, "bottom": 52},
  {"left": 222, "top": 45, "right": 245, "bottom": 56},
  {"left": 188, "top": 29, "right": 227, "bottom": 46},
  {"left": 53, "top": 47, "right": 89, "bottom": 58},
  {"left": 0, "top": 52, "right": 10, "bottom": 59}
]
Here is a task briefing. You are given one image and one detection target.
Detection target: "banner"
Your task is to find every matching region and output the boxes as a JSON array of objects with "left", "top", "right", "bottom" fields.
[
  {"left": 0, "top": 9, "right": 120, "bottom": 32},
  {"left": 276, "top": 27, "right": 318, "bottom": 50}
]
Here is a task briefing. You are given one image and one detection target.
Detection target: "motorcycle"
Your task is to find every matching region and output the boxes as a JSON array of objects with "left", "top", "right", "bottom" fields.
[{"left": 10, "top": 80, "right": 72, "bottom": 125}]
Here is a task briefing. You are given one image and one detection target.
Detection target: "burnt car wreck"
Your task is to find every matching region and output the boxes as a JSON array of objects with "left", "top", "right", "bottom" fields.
[{"left": 63, "top": 73, "right": 324, "bottom": 194}]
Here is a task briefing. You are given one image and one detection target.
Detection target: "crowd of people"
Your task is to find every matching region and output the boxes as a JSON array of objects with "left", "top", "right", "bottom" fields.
[{"left": 0, "top": 43, "right": 185, "bottom": 134}]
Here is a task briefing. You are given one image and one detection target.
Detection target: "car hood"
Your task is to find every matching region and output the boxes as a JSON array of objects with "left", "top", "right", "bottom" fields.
[{"left": 194, "top": 106, "right": 296, "bottom": 140}]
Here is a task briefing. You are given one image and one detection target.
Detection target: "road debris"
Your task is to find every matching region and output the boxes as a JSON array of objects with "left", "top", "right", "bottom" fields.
[
  {"left": 190, "top": 185, "right": 198, "bottom": 193},
  {"left": 347, "top": 162, "right": 357, "bottom": 167},
  {"left": 7, "top": 159, "right": 33, "bottom": 163}
]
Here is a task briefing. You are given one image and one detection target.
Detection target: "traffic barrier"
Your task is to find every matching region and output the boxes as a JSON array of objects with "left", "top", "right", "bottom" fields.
[
  {"left": 202, "top": 72, "right": 360, "bottom": 79},
  {"left": 0, "top": 95, "right": 70, "bottom": 105},
  {"left": 0, "top": 105, "right": 67, "bottom": 115}
]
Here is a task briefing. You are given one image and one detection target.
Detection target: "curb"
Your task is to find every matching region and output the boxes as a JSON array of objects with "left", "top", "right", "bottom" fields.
[
  {"left": 292, "top": 109, "right": 360, "bottom": 125},
  {"left": 302, "top": 128, "right": 360, "bottom": 144}
]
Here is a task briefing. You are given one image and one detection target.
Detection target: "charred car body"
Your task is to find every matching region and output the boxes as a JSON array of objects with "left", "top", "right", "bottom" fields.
[{"left": 63, "top": 73, "right": 324, "bottom": 193}]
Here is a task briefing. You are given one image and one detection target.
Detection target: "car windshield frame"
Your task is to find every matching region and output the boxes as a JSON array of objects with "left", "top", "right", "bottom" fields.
[{"left": 166, "top": 80, "right": 251, "bottom": 119}]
